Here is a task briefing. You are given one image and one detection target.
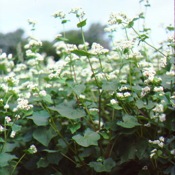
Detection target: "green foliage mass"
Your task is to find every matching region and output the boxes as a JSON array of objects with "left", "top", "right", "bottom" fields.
[{"left": 0, "top": 2, "right": 174, "bottom": 175}]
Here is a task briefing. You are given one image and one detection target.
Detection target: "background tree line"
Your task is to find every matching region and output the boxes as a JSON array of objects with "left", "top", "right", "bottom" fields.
[{"left": 0, "top": 23, "right": 110, "bottom": 62}]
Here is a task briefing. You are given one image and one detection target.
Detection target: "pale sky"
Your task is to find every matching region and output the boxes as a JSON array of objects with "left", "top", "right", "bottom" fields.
[{"left": 0, "top": 0, "right": 174, "bottom": 43}]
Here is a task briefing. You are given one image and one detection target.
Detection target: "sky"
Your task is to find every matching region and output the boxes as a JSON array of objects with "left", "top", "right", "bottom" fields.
[{"left": 0, "top": 0, "right": 174, "bottom": 44}]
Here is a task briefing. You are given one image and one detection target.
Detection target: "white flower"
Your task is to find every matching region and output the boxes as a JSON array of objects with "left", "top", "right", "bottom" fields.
[
  {"left": 69, "top": 7, "right": 85, "bottom": 19},
  {"left": 116, "top": 92, "right": 124, "bottom": 98},
  {"left": 110, "top": 99, "right": 118, "bottom": 105},
  {"left": 159, "top": 136, "right": 165, "bottom": 142},
  {"left": 89, "top": 108, "right": 99, "bottom": 112},
  {"left": 5, "top": 116, "right": 11, "bottom": 123},
  {"left": 150, "top": 149, "right": 157, "bottom": 158},
  {"left": 15, "top": 115, "right": 21, "bottom": 120},
  {"left": 89, "top": 43, "right": 109, "bottom": 55},
  {"left": 79, "top": 94, "right": 85, "bottom": 99},
  {"left": 8, "top": 54, "right": 13, "bottom": 59},
  {"left": 166, "top": 70, "right": 175, "bottom": 76},
  {"left": 10, "top": 131, "right": 16, "bottom": 138},
  {"left": 170, "top": 149, "right": 175, "bottom": 155},
  {"left": 159, "top": 114, "right": 166, "bottom": 122},
  {"left": 93, "top": 120, "right": 104, "bottom": 127},
  {"left": 39, "top": 90, "right": 47, "bottom": 97},
  {"left": 119, "top": 86, "right": 128, "bottom": 91},
  {"left": 4, "top": 104, "right": 9, "bottom": 109},
  {"left": 16, "top": 98, "right": 33, "bottom": 110},
  {"left": 141, "top": 86, "right": 150, "bottom": 97},
  {"left": 153, "top": 104, "right": 164, "bottom": 113},
  {"left": 29, "top": 145, "right": 37, "bottom": 154},
  {"left": 53, "top": 11, "right": 66, "bottom": 19},
  {"left": 0, "top": 125, "right": 4, "bottom": 132},
  {"left": 158, "top": 142, "right": 164, "bottom": 148},
  {"left": 124, "top": 92, "right": 131, "bottom": 97},
  {"left": 154, "top": 86, "right": 164, "bottom": 92}
]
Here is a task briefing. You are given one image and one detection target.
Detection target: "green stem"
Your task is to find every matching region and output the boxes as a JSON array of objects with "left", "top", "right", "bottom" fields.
[
  {"left": 87, "top": 56, "right": 100, "bottom": 88},
  {"left": 11, "top": 153, "right": 26, "bottom": 175},
  {"left": 131, "top": 26, "right": 166, "bottom": 57},
  {"left": 98, "top": 91, "right": 102, "bottom": 130},
  {"left": 81, "top": 27, "right": 86, "bottom": 45}
]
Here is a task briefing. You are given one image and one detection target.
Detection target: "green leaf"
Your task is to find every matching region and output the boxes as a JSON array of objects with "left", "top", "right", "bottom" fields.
[
  {"left": 77, "top": 19, "right": 87, "bottom": 28},
  {"left": 117, "top": 114, "right": 141, "bottom": 128},
  {"left": 33, "top": 127, "right": 56, "bottom": 146},
  {"left": 89, "top": 158, "right": 116, "bottom": 172},
  {"left": 42, "top": 94, "right": 53, "bottom": 104},
  {"left": 0, "top": 167, "right": 10, "bottom": 175},
  {"left": 2, "top": 143, "right": 18, "bottom": 152},
  {"left": 28, "top": 110, "right": 49, "bottom": 126},
  {"left": 71, "top": 49, "right": 92, "bottom": 57},
  {"left": 146, "top": 101, "right": 155, "bottom": 109},
  {"left": 71, "top": 83, "right": 86, "bottom": 96},
  {"left": 102, "top": 80, "right": 118, "bottom": 91},
  {"left": 136, "top": 99, "right": 145, "bottom": 109},
  {"left": 12, "top": 124, "right": 22, "bottom": 132},
  {"left": 70, "top": 123, "right": 81, "bottom": 134},
  {"left": 0, "top": 138, "right": 5, "bottom": 143},
  {"left": 127, "top": 21, "right": 134, "bottom": 28},
  {"left": 61, "top": 19, "right": 70, "bottom": 24},
  {"left": 37, "top": 157, "right": 49, "bottom": 168},
  {"left": 55, "top": 36, "right": 69, "bottom": 42},
  {"left": 72, "top": 128, "right": 100, "bottom": 147},
  {"left": 46, "top": 152, "right": 62, "bottom": 165},
  {"left": 50, "top": 101, "right": 86, "bottom": 120},
  {"left": 0, "top": 153, "right": 17, "bottom": 167}
]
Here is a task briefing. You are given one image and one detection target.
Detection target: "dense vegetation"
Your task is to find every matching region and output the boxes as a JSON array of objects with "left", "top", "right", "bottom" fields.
[{"left": 0, "top": 1, "right": 174, "bottom": 175}]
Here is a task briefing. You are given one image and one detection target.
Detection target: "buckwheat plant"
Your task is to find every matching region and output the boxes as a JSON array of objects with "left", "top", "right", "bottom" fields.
[{"left": 0, "top": 1, "right": 174, "bottom": 175}]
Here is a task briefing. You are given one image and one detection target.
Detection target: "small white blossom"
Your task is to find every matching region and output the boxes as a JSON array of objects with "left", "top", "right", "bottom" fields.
[
  {"left": 53, "top": 11, "right": 66, "bottom": 19},
  {"left": 16, "top": 98, "right": 33, "bottom": 110},
  {"left": 89, "top": 43, "right": 109, "bottom": 55},
  {"left": 150, "top": 149, "right": 157, "bottom": 158},
  {"left": 28, "top": 145, "right": 37, "bottom": 154},
  {"left": 15, "top": 115, "right": 21, "bottom": 120},
  {"left": 170, "top": 149, "right": 175, "bottom": 155},
  {"left": 79, "top": 94, "right": 85, "bottom": 99},
  {"left": 116, "top": 92, "right": 124, "bottom": 98},
  {"left": 123, "top": 92, "right": 131, "bottom": 97},
  {"left": 69, "top": 7, "right": 85, "bottom": 20},
  {"left": 159, "top": 136, "right": 165, "bottom": 142},
  {"left": 142, "top": 166, "right": 148, "bottom": 170},
  {"left": 10, "top": 131, "right": 16, "bottom": 138},
  {"left": 110, "top": 99, "right": 118, "bottom": 105},
  {"left": 89, "top": 108, "right": 99, "bottom": 112},
  {"left": 4, "top": 104, "right": 10, "bottom": 109},
  {"left": 5, "top": 116, "right": 11, "bottom": 123},
  {"left": 119, "top": 86, "right": 128, "bottom": 91},
  {"left": 39, "top": 90, "right": 47, "bottom": 97},
  {"left": 141, "top": 86, "right": 150, "bottom": 97},
  {"left": 0, "top": 125, "right": 4, "bottom": 132},
  {"left": 154, "top": 86, "right": 164, "bottom": 92},
  {"left": 159, "top": 114, "right": 166, "bottom": 122},
  {"left": 153, "top": 104, "right": 164, "bottom": 113}
]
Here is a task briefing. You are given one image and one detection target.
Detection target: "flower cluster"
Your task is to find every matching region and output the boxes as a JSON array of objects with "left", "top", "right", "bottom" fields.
[{"left": 0, "top": 6, "right": 174, "bottom": 175}]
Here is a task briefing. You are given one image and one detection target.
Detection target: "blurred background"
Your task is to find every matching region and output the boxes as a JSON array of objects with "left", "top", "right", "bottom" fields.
[{"left": 0, "top": 0, "right": 174, "bottom": 58}]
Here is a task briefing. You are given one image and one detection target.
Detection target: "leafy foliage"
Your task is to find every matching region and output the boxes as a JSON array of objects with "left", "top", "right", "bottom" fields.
[{"left": 0, "top": 3, "right": 174, "bottom": 175}]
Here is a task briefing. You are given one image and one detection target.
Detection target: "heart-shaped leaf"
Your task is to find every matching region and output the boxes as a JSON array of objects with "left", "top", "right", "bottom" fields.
[
  {"left": 0, "top": 153, "right": 17, "bottom": 167},
  {"left": 72, "top": 128, "right": 100, "bottom": 147},
  {"left": 89, "top": 158, "right": 116, "bottom": 172},
  {"left": 28, "top": 110, "right": 49, "bottom": 126},
  {"left": 33, "top": 127, "right": 56, "bottom": 146},
  {"left": 117, "top": 114, "right": 141, "bottom": 128},
  {"left": 49, "top": 101, "right": 86, "bottom": 120}
]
